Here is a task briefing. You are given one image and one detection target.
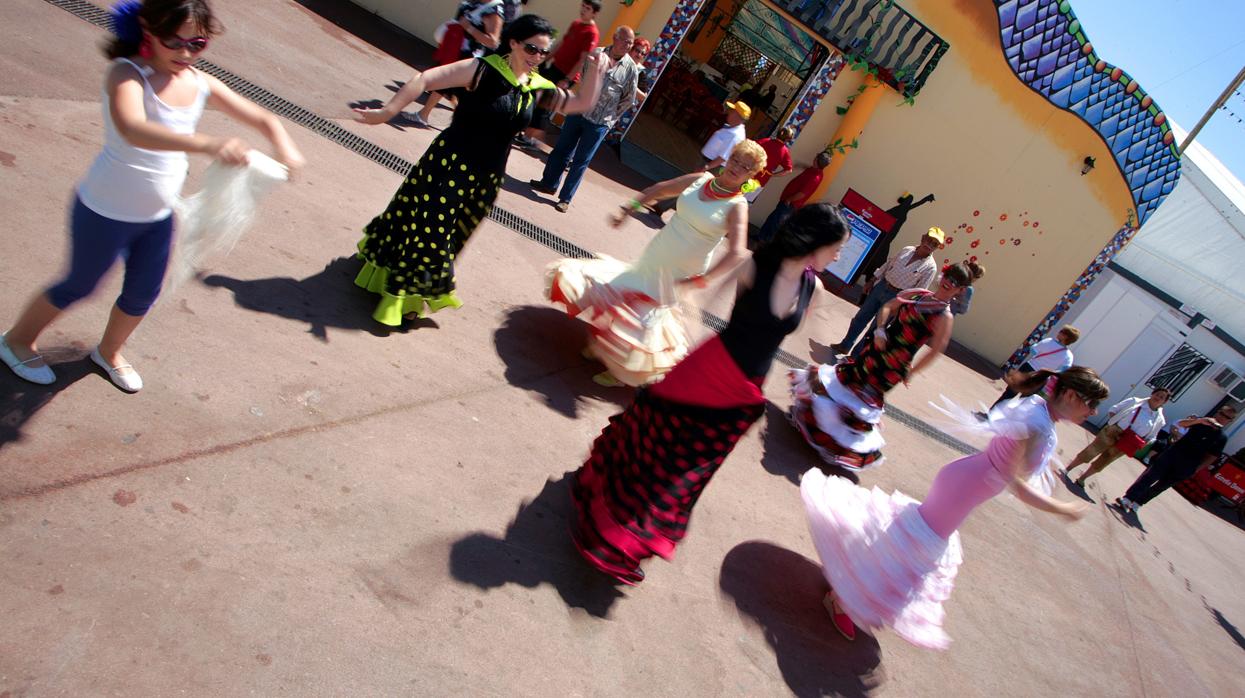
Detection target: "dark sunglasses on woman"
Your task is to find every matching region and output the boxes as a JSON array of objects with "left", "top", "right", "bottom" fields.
[
  {"left": 158, "top": 35, "right": 210, "bottom": 54},
  {"left": 522, "top": 42, "right": 551, "bottom": 57}
]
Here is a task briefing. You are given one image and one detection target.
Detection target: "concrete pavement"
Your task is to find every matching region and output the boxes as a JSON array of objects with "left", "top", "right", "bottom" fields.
[{"left": 2, "top": 0, "right": 1244, "bottom": 695}]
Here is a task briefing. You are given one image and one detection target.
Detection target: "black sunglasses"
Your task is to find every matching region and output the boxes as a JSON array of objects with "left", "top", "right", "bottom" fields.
[
  {"left": 522, "top": 43, "right": 551, "bottom": 57},
  {"left": 158, "top": 35, "right": 210, "bottom": 54},
  {"left": 1075, "top": 392, "right": 1101, "bottom": 410}
]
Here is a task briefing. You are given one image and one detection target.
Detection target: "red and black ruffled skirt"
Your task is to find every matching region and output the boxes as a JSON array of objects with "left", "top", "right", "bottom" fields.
[{"left": 569, "top": 337, "right": 765, "bottom": 584}]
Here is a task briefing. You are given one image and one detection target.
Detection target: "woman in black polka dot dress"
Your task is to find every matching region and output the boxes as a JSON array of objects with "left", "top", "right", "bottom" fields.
[
  {"left": 350, "top": 15, "right": 604, "bottom": 325},
  {"left": 568, "top": 205, "right": 848, "bottom": 585}
]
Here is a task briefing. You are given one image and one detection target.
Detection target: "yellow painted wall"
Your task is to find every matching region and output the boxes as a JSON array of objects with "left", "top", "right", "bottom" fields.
[
  {"left": 752, "top": 0, "right": 1137, "bottom": 364},
  {"left": 348, "top": 0, "right": 624, "bottom": 47},
  {"left": 679, "top": 0, "right": 738, "bottom": 63},
  {"left": 635, "top": 0, "right": 680, "bottom": 46}
]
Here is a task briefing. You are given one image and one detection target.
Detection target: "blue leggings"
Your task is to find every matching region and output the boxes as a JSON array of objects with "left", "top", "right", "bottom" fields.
[{"left": 47, "top": 197, "right": 174, "bottom": 316}]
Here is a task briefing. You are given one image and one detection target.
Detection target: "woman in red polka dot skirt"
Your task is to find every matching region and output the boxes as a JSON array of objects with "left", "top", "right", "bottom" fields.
[
  {"left": 569, "top": 205, "right": 849, "bottom": 584},
  {"left": 788, "top": 263, "right": 971, "bottom": 470},
  {"left": 349, "top": 15, "right": 604, "bottom": 325}
]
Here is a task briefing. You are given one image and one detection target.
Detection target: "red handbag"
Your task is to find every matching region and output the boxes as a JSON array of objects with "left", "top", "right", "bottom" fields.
[{"left": 1114, "top": 408, "right": 1147, "bottom": 457}]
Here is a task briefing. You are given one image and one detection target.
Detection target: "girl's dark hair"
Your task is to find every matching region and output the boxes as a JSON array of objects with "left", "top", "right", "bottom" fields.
[
  {"left": 106, "top": 0, "right": 222, "bottom": 60},
  {"left": 942, "top": 261, "right": 973, "bottom": 288},
  {"left": 1012, "top": 365, "right": 1110, "bottom": 405},
  {"left": 499, "top": 14, "right": 555, "bottom": 54},
  {"left": 966, "top": 260, "right": 985, "bottom": 280},
  {"left": 754, "top": 203, "right": 848, "bottom": 264}
]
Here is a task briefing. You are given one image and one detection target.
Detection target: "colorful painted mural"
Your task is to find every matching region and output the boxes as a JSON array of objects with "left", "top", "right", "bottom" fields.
[
  {"left": 940, "top": 208, "right": 1044, "bottom": 266},
  {"left": 995, "top": 0, "right": 1182, "bottom": 368},
  {"left": 996, "top": 0, "right": 1180, "bottom": 226}
]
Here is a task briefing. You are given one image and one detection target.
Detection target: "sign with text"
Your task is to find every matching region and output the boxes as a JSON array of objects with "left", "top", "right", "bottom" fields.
[{"left": 824, "top": 189, "right": 896, "bottom": 282}]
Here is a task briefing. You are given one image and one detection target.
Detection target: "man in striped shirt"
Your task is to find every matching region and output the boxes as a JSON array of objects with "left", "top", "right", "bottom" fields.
[{"left": 831, "top": 227, "right": 944, "bottom": 355}]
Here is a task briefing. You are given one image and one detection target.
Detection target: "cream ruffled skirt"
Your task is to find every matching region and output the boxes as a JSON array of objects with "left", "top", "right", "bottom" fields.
[{"left": 546, "top": 255, "right": 691, "bottom": 387}]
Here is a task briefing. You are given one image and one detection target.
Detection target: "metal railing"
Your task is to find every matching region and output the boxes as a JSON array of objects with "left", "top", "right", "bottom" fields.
[{"left": 772, "top": 0, "right": 949, "bottom": 97}]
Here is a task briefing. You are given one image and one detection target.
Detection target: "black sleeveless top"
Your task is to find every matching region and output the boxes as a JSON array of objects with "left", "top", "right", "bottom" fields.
[{"left": 719, "top": 256, "right": 816, "bottom": 378}]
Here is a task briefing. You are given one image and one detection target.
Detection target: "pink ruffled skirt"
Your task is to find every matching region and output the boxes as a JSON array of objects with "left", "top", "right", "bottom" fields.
[{"left": 800, "top": 468, "right": 962, "bottom": 649}]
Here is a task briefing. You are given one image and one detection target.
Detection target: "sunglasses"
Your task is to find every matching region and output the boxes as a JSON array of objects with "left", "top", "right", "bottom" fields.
[
  {"left": 1073, "top": 392, "right": 1101, "bottom": 410},
  {"left": 158, "top": 35, "right": 210, "bottom": 54},
  {"left": 522, "top": 43, "right": 551, "bottom": 57}
]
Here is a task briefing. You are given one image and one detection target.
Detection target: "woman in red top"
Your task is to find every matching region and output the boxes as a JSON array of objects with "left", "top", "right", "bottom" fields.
[
  {"left": 746, "top": 126, "right": 795, "bottom": 203},
  {"left": 515, "top": 0, "right": 600, "bottom": 150},
  {"left": 754, "top": 151, "right": 830, "bottom": 244}
]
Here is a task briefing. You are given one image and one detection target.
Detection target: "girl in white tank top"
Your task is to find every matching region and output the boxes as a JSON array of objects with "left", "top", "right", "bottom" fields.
[{"left": 0, "top": 0, "right": 304, "bottom": 393}]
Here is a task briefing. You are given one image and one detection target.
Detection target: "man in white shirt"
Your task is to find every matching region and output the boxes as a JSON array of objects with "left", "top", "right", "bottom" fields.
[
  {"left": 831, "top": 227, "right": 943, "bottom": 355},
  {"left": 701, "top": 100, "right": 750, "bottom": 170},
  {"left": 652, "top": 100, "right": 750, "bottom": 216},
  {"left": 1065, "top": 388, "right": 1170, "bottom": 487},
  {"left": 989, "top": 325, "right": 1079, "bottom": 408}
]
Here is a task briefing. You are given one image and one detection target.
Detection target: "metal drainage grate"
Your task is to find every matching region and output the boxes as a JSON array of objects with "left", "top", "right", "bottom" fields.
[{"left": 48, "top": 0, "right": 974, "bottom": 456}]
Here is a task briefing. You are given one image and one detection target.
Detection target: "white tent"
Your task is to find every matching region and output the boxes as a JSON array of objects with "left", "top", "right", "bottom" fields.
[{"left": 1115, "top": 123, "right": 1245, "bottom": 341}]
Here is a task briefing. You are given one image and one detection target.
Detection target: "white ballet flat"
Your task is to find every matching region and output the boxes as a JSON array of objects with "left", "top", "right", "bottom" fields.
[
  {"left": 0, "top": 333, "right": 56, "bottom": 385},
  {"left": 90, "top": 347, "right": 143, "bottom": 393}
]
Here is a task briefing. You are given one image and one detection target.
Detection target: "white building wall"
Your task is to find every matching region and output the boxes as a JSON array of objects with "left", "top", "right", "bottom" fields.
[{"left": 1064, "top": 269, "right": 1245, "bottom": 454}]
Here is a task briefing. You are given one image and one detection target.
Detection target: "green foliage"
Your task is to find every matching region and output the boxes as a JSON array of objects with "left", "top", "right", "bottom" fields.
[{"left": 822, "top": 137, "right": 860, "bottom": 156}]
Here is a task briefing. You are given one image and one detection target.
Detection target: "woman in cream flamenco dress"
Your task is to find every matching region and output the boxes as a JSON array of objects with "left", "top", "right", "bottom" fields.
[
  {"left": 547, "top": 140, "right": 767, "bottom": 386},
  {"left": 800, "top": 366, "right": 1107, "bottom": 648}
]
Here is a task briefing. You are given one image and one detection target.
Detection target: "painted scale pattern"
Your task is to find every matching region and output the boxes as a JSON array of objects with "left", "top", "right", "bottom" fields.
[
  {"left": 996, "top": 0, "right": 1181, "bottom": 368},
  {"left": 996, "top": 0, "right": 1180, "bottom": 225}
]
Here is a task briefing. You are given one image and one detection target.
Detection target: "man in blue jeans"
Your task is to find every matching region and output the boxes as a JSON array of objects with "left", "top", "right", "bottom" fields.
[
  {"left": 529, "top": 26, "right": 638, "bottom": 212},
  {"left": 831, "top": 227, "right": 943, "bottom": 356}
]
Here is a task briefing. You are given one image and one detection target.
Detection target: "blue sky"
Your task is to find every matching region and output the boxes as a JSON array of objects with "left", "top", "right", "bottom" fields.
[{"left": 1069, "top": 0, "right": 1245, "bottom": 180}]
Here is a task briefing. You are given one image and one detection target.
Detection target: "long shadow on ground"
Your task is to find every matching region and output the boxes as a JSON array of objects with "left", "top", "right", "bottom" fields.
[
  {"left": 202, "top": 256, "right": 436, "bottom": 340},
  {"left": 719, "top": 541, "right": 885, "bottom": 697},
  {"left": 449, "top": 474, "right": 624, "bottom": 618},
  {"left": 1206, "top": 601, "right": 1245, "bottom": 652},
  {"left": 1106, "top": 500, "right": 1148, "bottom": 533},
  {"left": 493, "top": 305, "right": 630, "bottom": 420},
  {"left": 1059, "top": 470, "right": 1097, "bottom": 504},
  {"left": 0, "top": 350, "right": 94, "bottom": 448},
  {"left": 1199, "top": 495, "right": 1245, "bottom": 533}
]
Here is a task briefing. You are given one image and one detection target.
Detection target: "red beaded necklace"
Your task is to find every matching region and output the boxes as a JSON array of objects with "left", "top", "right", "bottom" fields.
[{"left": 702, "top": 177, "right": 742, "bottom": 200}]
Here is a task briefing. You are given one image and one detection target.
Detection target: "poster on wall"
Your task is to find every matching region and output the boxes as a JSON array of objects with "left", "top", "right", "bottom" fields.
[{"left": 824, "top": 189, "right": 896, "bottom": 282}]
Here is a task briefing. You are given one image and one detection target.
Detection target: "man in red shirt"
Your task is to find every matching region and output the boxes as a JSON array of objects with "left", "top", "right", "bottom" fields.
[
  {"left": 516, "top": 0, "right": 601, "bottom": 151},
  {"left": 754, "top": 150, "right": 831, "bottom": 243},
  {"left": 746, "top": 126, "right": 795, "bottom": 203}
]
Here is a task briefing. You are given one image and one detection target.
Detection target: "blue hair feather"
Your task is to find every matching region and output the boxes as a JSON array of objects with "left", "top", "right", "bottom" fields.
[{"left": 110, "top": 0, "right": 143, "bottom": 44}]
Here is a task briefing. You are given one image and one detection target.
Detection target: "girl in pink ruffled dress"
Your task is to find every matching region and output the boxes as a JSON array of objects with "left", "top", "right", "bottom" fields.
[{"left": 800, "top": 367, "right": 1108, "bottom": 649}]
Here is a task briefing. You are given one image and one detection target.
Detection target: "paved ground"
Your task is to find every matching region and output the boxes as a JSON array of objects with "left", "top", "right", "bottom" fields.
[{"left": 2, "top": 1, "right": 1244, "bottom": 695}]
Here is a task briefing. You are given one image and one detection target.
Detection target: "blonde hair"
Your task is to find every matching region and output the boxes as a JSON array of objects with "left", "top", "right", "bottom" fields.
[
  {"left": 730, "top": 139, "right": 767, "bottom": 175},
  {"left": 1058, "top": 325, "right": 1081, "bottom": 344}
]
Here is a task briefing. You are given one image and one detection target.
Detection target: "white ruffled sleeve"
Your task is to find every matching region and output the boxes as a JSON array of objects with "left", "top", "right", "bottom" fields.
[{"left": 930, "top": 395, "right": 1059, "bottom": 495}]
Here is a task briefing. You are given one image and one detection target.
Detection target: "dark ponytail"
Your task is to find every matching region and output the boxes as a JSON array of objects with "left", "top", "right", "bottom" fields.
[
  {"left": 105, "top": 0, "right": 221, "bottom": 59},
  {"left": 1011, "top": 365, "right": 1109, "bottom": 404}
]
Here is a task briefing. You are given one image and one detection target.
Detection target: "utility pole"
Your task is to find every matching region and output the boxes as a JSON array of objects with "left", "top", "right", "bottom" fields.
[{"left": 1178, "top": 64, "right": 1245, "bottom": 154}]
